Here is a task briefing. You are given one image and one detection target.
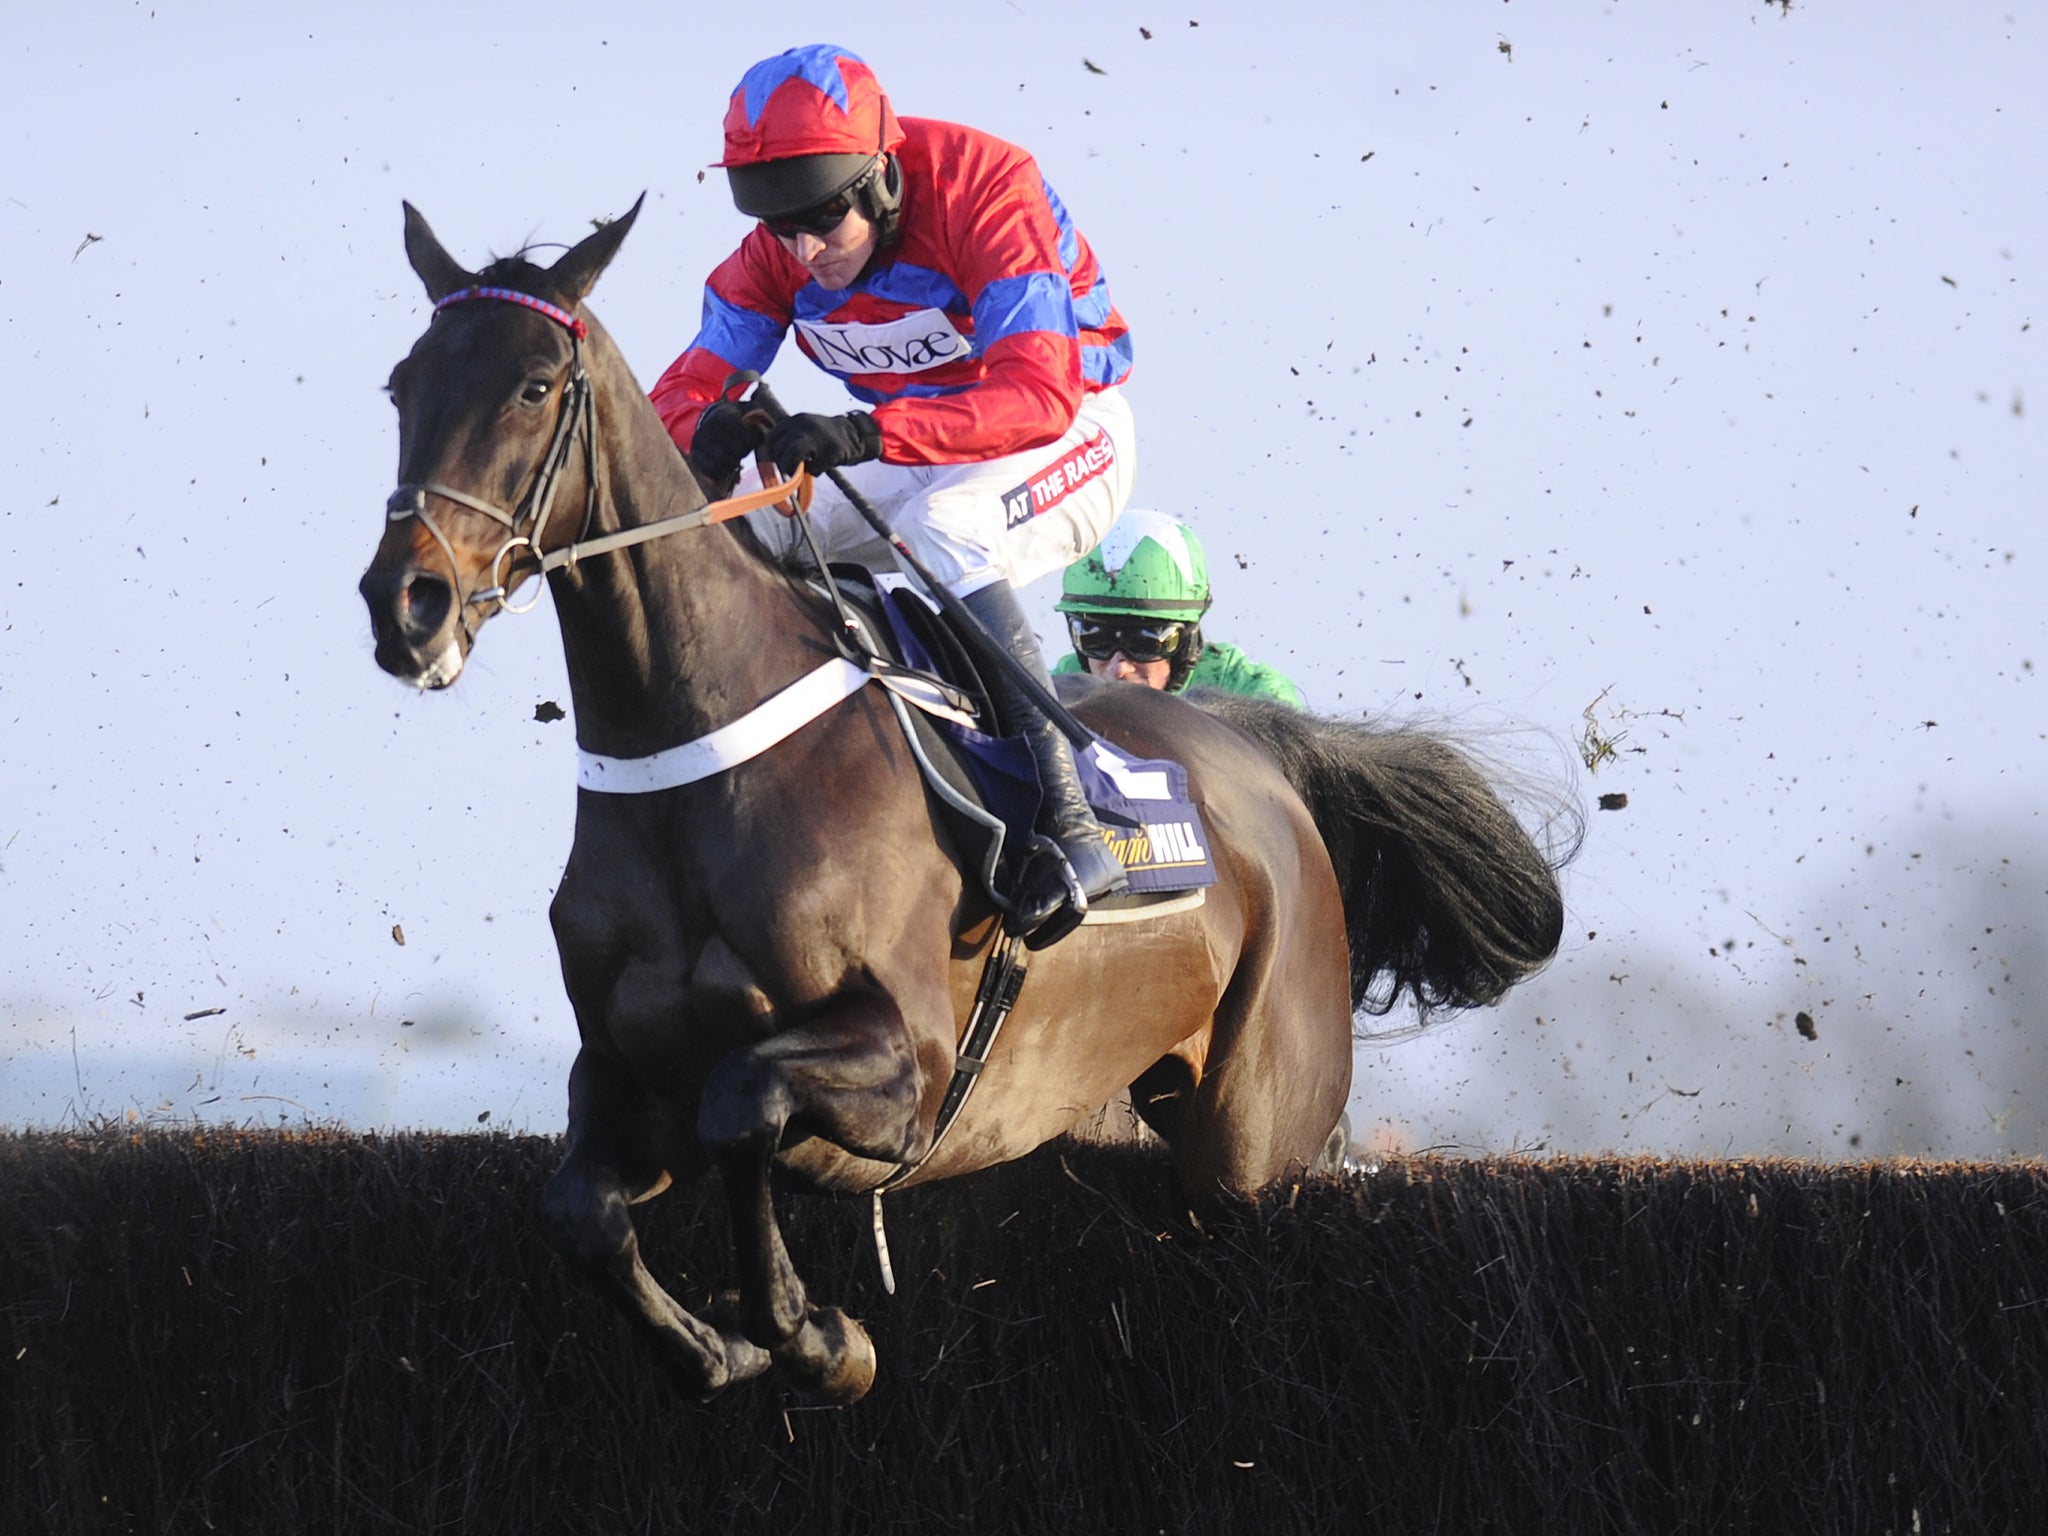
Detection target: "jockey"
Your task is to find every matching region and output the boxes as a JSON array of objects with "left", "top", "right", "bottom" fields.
[
  {"left": 1053, "top": 511, "right": 1304, "bottom": 707},
  {"left": 651, "top": 43, "right": 1136, "bottom": 938}
]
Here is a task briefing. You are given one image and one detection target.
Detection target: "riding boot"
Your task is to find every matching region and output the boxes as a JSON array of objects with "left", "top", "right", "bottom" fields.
[{"left": 961, "top": 579, "right": 1130, "bottom": 943}]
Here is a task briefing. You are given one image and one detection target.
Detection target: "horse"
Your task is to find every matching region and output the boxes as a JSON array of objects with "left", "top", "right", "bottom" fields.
[{"left": 358, "top": 198, "right": 1577, "bottom": 1404}]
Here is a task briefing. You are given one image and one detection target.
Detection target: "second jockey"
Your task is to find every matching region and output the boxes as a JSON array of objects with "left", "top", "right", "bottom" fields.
[
  {"left": 1053, "top": 511, "right": 1304, "bottom": 707},
  {"left": 650, "top": 43, "right": 1136, "bottom": 936}
]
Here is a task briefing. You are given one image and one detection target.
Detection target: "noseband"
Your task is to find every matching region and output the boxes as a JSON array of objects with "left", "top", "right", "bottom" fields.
[{"left": 385, "top": 286, "right": 598, "bottom": 617}]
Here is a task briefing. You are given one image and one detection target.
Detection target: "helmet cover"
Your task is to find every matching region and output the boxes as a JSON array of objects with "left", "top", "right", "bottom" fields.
[
  {"left": 1056, "top": 510, "right": 1214, "bottom": 623},
  {"left": 717, "top": 45, "right": 904, "bottom": 217}
]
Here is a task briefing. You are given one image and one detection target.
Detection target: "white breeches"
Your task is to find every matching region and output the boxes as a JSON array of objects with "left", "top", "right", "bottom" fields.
[{"left": 741, "top": 387, "right": 1137, "bottom": 595}]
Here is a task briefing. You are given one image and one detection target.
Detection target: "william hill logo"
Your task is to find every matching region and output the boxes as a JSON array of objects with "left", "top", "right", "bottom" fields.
[{"left": 1104, "top": 820, "right": 1208, "bottom": 869}]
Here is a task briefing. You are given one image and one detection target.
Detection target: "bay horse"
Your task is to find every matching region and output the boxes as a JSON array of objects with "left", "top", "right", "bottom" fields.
[{"left": 359, "top": 198, "right": 1576, "bottom": 1404}]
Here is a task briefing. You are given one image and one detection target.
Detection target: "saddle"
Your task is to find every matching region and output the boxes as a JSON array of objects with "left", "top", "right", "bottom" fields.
[{"left": 812, "top": 564, "right": 1217, "bottom": 930}]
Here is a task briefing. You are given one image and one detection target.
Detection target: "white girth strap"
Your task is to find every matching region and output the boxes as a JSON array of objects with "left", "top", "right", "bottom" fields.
[{"left": 577, "top": 657, "right": 873, "bottom": 794}]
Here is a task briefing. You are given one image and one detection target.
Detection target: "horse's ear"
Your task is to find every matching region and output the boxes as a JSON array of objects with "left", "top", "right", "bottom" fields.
[
  {"left": 549, "top": 193, "right": 645, "bottom": 302},
  {"left": 403, "top": 202, "right": 473, "bottom": 302}
]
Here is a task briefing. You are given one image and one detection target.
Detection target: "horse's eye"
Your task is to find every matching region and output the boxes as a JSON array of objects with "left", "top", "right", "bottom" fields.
[{"left": 520, "top": 379, "right": 552, "bottom": 405}]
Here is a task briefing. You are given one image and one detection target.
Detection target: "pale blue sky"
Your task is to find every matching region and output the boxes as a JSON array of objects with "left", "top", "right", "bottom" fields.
[{"left": 3, "top": 2, "right": 2040, "bottom": 1155}]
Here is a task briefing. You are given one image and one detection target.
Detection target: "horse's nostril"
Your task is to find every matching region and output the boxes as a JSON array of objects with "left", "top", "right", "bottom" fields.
[{"left": 401, "top": 573, "right": 454, "bottom": 638}]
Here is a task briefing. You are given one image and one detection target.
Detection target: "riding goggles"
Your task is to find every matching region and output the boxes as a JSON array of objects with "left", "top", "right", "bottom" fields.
[
  {"left": 763, "top": 191, "right": 858, "bottom": 241},
  {"left": 1066, "top": 615, "right": 1188, "bottom": 664}
]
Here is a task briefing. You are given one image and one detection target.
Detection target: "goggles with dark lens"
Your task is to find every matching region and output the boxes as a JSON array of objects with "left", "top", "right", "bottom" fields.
[
  {"left": 763, "top": 191, "right": 858, "bottom": 241},
  {"left": 1067, "top": 615, "right": 1188, "bottom": 664}
]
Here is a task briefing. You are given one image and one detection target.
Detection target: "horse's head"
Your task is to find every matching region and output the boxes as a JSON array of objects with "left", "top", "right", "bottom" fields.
[{"left": 360, "top": 198, "right": 642, "bottom": 687}]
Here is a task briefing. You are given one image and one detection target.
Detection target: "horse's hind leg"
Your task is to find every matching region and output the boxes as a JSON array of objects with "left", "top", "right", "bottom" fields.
[
  {"left": 1172, "top": 867, "right": 1354, "bottom": 1200},
  {"left": 540, "top": 1048, "right": 771, "bottom": 1398},
  {"left": 697, "top": 986, "right": 927, "bottom": 1405}
]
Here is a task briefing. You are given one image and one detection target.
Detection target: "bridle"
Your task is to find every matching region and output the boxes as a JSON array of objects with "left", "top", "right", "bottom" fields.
[
  {"left": 386, "top": 285, "right": 599, "bottom": 619},
  {"left": 383, "top": 285, "right": 812, "bottom": 629}
]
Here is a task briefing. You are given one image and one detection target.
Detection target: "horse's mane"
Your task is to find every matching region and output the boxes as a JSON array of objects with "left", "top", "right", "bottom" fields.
[
  {"left": 476, "top": 250, "right": 561, "bottom": 289},
  {"left": 745, "top": 521, "right": 825, "bottom": 585}
]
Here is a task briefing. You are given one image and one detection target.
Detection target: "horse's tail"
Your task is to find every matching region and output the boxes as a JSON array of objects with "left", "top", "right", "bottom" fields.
[{"left": 1192, "top": 694, "right": 1584, "bottom": 1020}]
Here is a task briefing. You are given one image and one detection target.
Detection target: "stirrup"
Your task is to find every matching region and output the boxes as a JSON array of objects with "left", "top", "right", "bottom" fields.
[
  {"left": 1059, "top": 831, "right": 1129, "bottom": 904},
  {"left": 1004, "top": 834, "right": 1090, "bottom": 950}
]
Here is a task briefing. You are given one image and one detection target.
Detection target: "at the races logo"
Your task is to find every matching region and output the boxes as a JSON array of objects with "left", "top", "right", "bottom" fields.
[
  {"left": 793, "top": 308, "right": 969, "bottom": 375},
  {"left": 1000, "top": 431, "right": 1117, "bottom": 528}
]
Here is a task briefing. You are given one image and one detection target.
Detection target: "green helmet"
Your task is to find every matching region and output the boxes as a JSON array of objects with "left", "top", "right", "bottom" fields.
[{"left": 1055, "top": 511, "right": 1213, "bottom": 622}]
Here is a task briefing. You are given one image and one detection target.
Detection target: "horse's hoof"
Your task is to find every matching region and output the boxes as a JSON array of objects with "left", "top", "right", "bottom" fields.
[
  {"left": 793, "top": 1307, "right": 878, "bottom": 1406},
  {"left": 1319, "top": 1111, "right": 1353, "bottom": 1175},
  {"left": 702, "top": 1292, "right": 775, "bottom": 1387}
]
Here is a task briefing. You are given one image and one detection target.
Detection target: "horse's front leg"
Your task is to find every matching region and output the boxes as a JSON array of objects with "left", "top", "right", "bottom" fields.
[
  {"left": 698, "top": 985, "right": 928, "bottom": 1404},
  {"left": 540, "top": 1046, "right": 772, "bottom": 1398}
]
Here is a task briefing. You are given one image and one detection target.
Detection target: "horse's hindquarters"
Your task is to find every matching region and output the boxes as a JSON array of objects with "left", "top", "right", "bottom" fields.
[{"left": 899, "top": 910, "right": 1231, "bottom": 1186}]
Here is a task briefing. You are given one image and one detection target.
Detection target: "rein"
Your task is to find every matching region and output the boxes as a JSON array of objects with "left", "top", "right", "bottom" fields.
[{"left": 384, "top": 284, "right": 809, "bottom": 616}]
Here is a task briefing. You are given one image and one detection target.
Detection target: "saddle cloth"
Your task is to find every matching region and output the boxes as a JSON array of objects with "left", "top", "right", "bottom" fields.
[{"left": 830, "top": 567, "right": 1218, "bottom": 909}]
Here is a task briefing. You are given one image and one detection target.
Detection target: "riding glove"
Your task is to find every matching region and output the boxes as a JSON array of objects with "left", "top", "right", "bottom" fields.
[
  {"left": 687, "top": 399, "right": 766, "bottom": 486},
  {"left": 766, "top": 411, "right": 883, "bottom": 477}
]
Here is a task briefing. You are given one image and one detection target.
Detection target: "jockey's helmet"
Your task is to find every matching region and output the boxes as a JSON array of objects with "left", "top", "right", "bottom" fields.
[
  {"left": 1056, "top": 512, "right": 1214, "bottom": 690},
  {"left": 716, "top": 45, "right": 906, "bottom": 225}
]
